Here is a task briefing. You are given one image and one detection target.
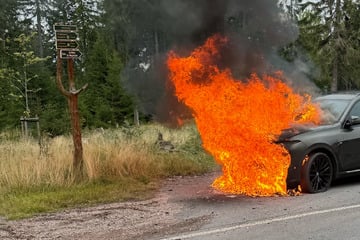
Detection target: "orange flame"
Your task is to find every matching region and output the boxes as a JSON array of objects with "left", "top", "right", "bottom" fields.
[{"left": 167, "top": 35, "right": 320, "bottom": 196}]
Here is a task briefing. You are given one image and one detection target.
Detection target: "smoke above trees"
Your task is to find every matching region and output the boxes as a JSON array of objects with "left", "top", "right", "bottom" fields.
[{"left": 117, "top": 0, "right": 317, "bottom": 124}]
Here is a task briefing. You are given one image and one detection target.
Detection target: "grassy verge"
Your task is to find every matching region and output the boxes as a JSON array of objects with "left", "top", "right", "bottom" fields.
[
  {"left": 0, "top": 179, "right": 157, "bottom": 219},
  {"left": 0, "top": 123, "right": 217, "bottom": 219}
]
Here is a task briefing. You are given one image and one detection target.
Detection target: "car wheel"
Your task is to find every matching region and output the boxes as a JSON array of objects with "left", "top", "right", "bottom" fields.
[{"left": 300, "top": 152, "right": 333, "bottom": 193}]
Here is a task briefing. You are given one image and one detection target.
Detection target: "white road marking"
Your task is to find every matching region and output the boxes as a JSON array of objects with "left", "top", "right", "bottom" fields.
[{"left": 160, "top": 204, "right": 360, "bottom": 240}]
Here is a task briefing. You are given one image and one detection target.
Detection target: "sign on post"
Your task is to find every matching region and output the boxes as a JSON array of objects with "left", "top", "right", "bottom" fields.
[
  {"left": 54, "top": 24, "right": 81, "bottom": 59},
  {"left": 54, "top": 23, "right": 87, "bottom": 178},
  {"left": 60, "top": 49, "right": 82, "bottom": 59},
  {"left": 54, "top": 25, "right": 77, "bottom": 32},
  {"left": 56, "top": 40, "right": 79, "bottom": 49},
  {"left": 56, "top": 32, "right": 78, "bottom": 40}
]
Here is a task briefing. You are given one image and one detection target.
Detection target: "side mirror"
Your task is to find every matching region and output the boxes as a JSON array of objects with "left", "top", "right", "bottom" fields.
[
  {"left": 344, "top": 116, "right": 360, "bottom": 129},
  {"left": 351, "top": 116, "right": 360, "bottom": 125},
  {"left": 344, "top": 119, "right": 352, "bottom": 129}
]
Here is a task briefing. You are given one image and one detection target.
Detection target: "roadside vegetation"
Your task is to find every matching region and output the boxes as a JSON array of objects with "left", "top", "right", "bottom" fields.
[
  {"left": 0, "top": 123, "right": 217, "bottom": 220},
  {"left": 2, "top": 0, "right": 359, "bottom": 222}
]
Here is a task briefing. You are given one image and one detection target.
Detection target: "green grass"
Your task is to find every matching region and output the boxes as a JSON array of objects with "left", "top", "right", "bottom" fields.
[
  {"left": 0, "top": 123, "right": 217, "bottom": 219},
  {"left": 0, "top": 179, "right": 157, "bottom": 219}
]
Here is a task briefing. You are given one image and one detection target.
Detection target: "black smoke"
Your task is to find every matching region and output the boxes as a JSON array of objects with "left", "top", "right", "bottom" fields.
[{"left": 119, "top": 0, "right": 317, "bottom": 125}]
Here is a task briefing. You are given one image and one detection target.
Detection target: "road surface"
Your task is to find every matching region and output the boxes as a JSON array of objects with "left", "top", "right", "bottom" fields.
[
  {"left": 1, "top": 172, "right": 360, "bottom": 239},
  {"left": 150, "top": 173, "right": 360, "bottom": 240}
]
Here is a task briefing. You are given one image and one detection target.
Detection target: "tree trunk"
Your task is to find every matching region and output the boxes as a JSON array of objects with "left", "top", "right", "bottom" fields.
[
  {"left": 330, "top": 0, "right": 342, "bottom": 92},
  {"left": 154, "top": 30, "right": 159, "bottom": 56},
  {"left": 67, "top": 59, "right": 84, "bottom": 179},
  {"left": 35, "top": 0, "right": 44, "bottom": 57},
  {"left": 331, "top": 56, "right": 338, "bottom": 92},
  {"left": 134, "top": 108, "right": 140, "bottom": 126},
  {"left": 56, "top": 52, "right": 88, "bottom": 181}
]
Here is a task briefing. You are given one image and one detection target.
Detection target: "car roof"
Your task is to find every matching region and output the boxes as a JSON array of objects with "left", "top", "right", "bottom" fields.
[{"left": 315, "top": 93, "right": 360, "bottom": 101}]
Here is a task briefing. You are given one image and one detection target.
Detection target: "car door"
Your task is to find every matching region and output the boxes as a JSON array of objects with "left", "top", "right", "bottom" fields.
[{"left": 339, "top": 100, "right": 360, "bottom": 171}]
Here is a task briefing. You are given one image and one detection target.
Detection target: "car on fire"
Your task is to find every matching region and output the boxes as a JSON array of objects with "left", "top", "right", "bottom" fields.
[{"left": 277, "top": 92, "right": 360, "bottom": 193}]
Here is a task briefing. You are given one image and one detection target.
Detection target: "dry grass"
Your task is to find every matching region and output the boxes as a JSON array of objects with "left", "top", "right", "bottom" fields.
[
  {"left": 0, "top": 137, "right": 73, "bottom": 190},
  {"left": 0, "top": 123, "right": 215, "bottom": 191},
  {"left": 0, "top": 123, "right": 216, "bottom": 219}
]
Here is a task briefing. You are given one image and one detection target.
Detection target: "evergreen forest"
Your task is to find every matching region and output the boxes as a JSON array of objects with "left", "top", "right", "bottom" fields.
[{"left": 0, "top": 0, "right": 359, "bottom": 136}]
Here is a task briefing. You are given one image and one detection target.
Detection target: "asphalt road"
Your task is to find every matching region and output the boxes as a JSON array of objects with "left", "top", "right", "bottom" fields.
[{"left": 153, "top": 175, "right": 360, "bottom": 240}]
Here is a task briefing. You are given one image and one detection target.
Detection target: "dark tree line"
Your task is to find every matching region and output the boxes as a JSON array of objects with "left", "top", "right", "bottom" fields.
[
  {"left": 1, "top": 0, "right": 360, "bottom": 135},
  {"left": 0, "top": 0, "right": 134, "bottom": 135},
  {"left": 280, "top": 0, "right": 360, "bottom": 92}
]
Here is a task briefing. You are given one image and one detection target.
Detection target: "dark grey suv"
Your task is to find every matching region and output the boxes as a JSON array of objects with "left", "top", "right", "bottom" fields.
[{"left": 277, "top": 93, "right": 360, "bottom": 193}]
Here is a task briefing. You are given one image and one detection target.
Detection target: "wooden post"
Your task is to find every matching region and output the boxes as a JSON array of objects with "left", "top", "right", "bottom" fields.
[
  {"left": 20, "top": 117, "right": 25, "bottom": 136},
  {"left": 24, "top": 119, "right": 28, "bottom": 138},
  {"left": 36, "top": 115, "right": 40, "bottom": 139},
  {"left": 20, "top": 116, "right": 41, "bottom": 139},
  {"left": 67, "top": 58, "right": 84, "bottom": 175},
  {"left": 56, "top": 50, "right": 88, "bottom": 180},
  {"left": 134, "top": 108, "right": 140, "bottom": 126}
]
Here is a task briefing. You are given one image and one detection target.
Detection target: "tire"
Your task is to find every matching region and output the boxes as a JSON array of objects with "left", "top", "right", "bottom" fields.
[{"left": 300, "top": 152, "right": 333, "bottom": 193}]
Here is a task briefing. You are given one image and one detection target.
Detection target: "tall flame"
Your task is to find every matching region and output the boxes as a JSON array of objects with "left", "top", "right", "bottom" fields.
[{"left": 167, "top": 35, "right": 320, "bottom": 196}]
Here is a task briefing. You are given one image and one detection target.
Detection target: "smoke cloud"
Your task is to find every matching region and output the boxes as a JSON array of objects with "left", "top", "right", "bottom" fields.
[{"left": 120, "top": 0, "right": 318, "bottom": 124}]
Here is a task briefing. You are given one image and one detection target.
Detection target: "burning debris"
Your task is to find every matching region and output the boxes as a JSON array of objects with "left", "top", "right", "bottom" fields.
[{"left": 167, "top": 35, "right": 320, "bottom": 196}]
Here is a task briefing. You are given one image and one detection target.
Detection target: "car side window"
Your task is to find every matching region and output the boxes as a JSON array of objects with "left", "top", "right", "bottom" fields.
[{"left": 349, "top": 101, "right": 360, "bottom": 117}]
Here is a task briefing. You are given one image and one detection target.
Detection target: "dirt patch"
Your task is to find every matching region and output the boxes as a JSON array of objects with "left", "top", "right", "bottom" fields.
[{"left": 0, "top": 172, "right": 220, "bottom": 240}]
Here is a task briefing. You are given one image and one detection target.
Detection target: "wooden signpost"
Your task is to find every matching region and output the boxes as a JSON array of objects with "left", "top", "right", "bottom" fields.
[{"left": 54, "top": 24, "right": 87, "bottom": 179}]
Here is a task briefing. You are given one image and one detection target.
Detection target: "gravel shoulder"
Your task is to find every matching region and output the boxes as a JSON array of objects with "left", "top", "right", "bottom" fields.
[{"left": 0, "top": 172, "right": 220, "bottom": 240}]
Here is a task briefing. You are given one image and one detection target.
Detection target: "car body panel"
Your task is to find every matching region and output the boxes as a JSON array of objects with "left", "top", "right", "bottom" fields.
[
  {"left": 278, "top": 93, "right": 360, "bottom": 191},
  {"left": 338, "top": 125, "right": 360, "bottom": 170}
]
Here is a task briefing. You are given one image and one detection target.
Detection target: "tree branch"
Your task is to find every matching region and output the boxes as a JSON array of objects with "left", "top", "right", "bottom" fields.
[
  {"left": 71, "top": 83, "right": 88, "bottom": 95},
  {"left": 56, "top": 54, "right": 71, "bottom": 97}
]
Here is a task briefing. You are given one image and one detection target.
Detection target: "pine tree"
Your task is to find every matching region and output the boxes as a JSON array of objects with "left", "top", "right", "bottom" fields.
[
  {"left": 17, "top": 0, "right": 51, "bottom": 57},
  {"left": 81, "top": 30, "right": 134, "bottom": 128},
  {"left": 297, "top": 0, "right": 360, "bottom": 91}
]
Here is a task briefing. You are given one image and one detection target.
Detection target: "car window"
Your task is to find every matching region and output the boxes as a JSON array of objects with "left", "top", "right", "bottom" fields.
[
  {"left": 349, "top": 101, "right": 360, "bottom": 117},
  {"left": 316, "top": 99, "right": 350, "bottom": 125}
]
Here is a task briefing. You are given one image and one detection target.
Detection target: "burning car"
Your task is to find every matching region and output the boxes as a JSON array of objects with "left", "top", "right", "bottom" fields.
[
  {"left": 168, "top": 34, "right": 326, "bottom": 196},
  {"left": 278, "top": 93, "right": 360, "bottom": 193}
]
